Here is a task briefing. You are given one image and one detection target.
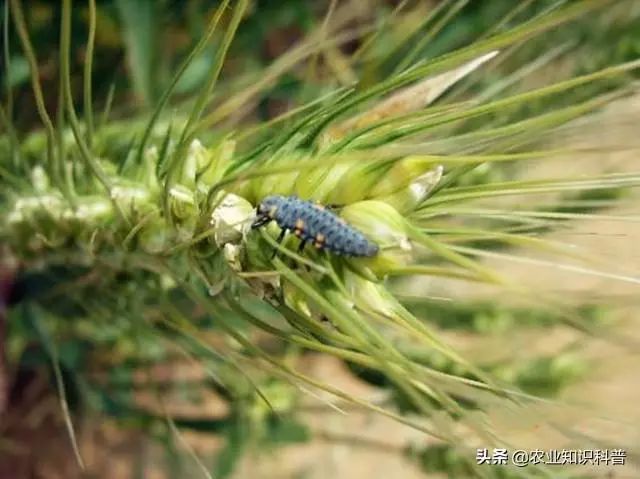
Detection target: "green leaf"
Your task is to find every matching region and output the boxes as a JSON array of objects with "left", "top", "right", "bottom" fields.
[
  {"left": 115, "top": 0, "right": 158, "bottom": 107},
  {"left": 214, "top": 419, "right": 247, "bottom": 479},
  {"left": 2, "top": 55, "right": 29, "bottom": 88}
]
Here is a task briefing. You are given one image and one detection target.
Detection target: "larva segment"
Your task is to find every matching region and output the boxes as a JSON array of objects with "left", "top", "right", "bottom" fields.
[
  {"left": 314, "top": 233, "right": 325, "bottom": 249},
  {"left": 294, "top": 218, "right": 305, "bottom": 237},
  {"left": 252, "top": 195, "right": 379, "bottom": 258}
]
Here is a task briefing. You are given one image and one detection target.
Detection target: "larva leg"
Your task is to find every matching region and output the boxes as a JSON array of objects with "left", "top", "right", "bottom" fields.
[
  {"left": 297, "top": 239, "right": 307, "bottom": 254},
  {"left": 271, "top": 228, "right": 287, "bottom": 259},
  {"left": 325, "top": 203, "right": 343, "bottom": 210}
]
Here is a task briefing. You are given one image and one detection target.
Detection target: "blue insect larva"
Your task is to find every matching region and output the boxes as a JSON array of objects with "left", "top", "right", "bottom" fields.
[{"left": 251, "top": 195, "right": 379, "bottom": 257}]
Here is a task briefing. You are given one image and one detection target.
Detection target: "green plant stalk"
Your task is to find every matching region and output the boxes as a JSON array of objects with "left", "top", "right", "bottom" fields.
[
  {"left": 393, "top": 0, "right": 469, "bottom": 75},
  {"left": 60, "top": 0, "right": 108, "bottom": 190},
  {"left": 3, "top": 0, "right": 12, "bottom": 120},
  {"left": 302, "top": 0, "right": 618, "bottom": 144},
  {"left": 164, "top": 0, "right": 248, "bottom": 226},
  {"left": 83, "top": 0, "right": 97, "bottom": 148},
  {"left": 134, "top": 0, "right": 231, "bottom": 166},
  {"left": 9, "top": 0, "right": 58, "bottom": 185}
]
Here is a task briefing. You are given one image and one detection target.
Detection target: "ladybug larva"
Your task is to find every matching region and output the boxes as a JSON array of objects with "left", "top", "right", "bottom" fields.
[{"left": 251, "top": 195, "right": 379, "bottom": 257}]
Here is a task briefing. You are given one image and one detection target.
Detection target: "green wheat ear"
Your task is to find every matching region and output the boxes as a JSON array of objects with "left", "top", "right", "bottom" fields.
[{"left": 2, "top": 0, "right": 640, "bottom": 477}]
